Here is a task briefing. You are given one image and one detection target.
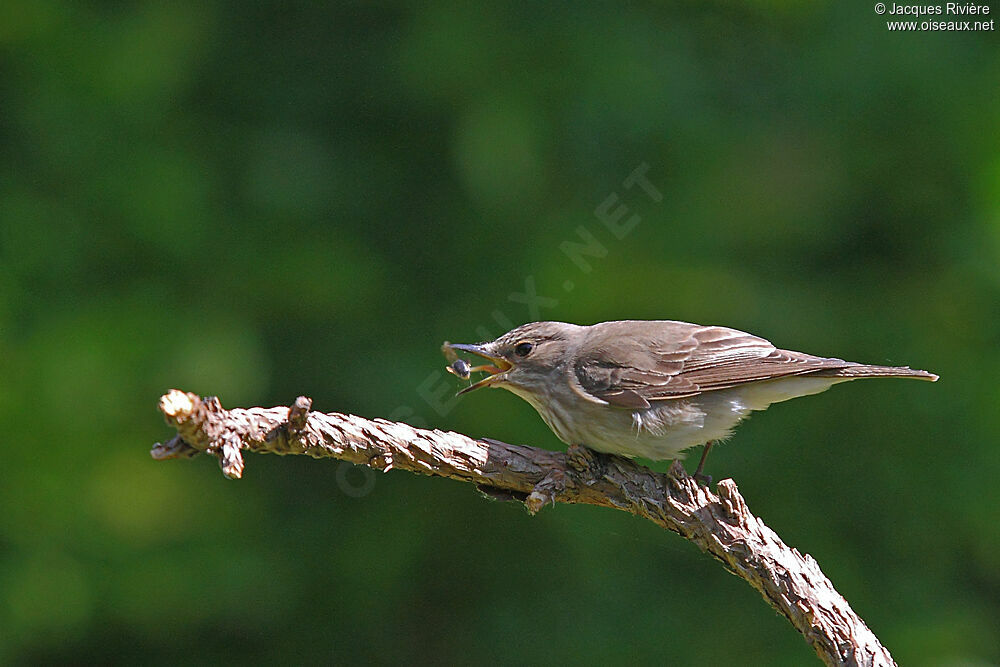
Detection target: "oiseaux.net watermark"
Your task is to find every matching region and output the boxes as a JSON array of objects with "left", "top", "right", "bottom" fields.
[
  {"left": 335, "top": 163, "right": 663, "bottom": 498},
  {"left": 875, "top": 2, "right": 994, "bottom": 30}
]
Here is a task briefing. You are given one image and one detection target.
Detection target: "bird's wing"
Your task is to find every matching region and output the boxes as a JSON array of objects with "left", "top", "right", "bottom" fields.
[{"left": 571, "top": 321, "right": 848, "bottom": 408}]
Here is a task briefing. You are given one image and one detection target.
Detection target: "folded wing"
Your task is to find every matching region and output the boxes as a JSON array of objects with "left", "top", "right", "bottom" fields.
[{"left": 572, "top": 321, "right": 852, "bottom": 408}]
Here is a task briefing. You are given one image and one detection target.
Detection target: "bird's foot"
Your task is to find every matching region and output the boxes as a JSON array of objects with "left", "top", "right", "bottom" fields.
[
  {"left": 693, "top": 472, "right": 713, "bottom": 486},
  {"left": 525, "top": 445, "right": 604, "bottom": 515},
  {"left": 566, "top": 443, "right": 605, "bottom": 481},
  {"left": 524, "top": 468, "right": 566, "bottom": 515}
]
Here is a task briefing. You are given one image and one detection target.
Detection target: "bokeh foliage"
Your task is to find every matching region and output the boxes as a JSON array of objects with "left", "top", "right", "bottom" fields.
[{"left": 1, "top": 1, "right": 998, "bottom": 664}]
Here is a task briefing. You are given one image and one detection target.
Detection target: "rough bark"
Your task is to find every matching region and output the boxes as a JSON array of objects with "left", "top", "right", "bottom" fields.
[{"left": 151, "top": 389, "right": 896, "bottom": 667}]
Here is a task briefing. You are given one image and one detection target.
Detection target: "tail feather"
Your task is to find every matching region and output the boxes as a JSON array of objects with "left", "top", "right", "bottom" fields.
[{"left": 810, "top": 364, "right": 939, "bottom": 382}]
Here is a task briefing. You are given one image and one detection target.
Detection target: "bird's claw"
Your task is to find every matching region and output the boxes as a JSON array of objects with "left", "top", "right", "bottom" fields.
[{"left": 566, "top": 444, "right": 605, "bottom": 481}]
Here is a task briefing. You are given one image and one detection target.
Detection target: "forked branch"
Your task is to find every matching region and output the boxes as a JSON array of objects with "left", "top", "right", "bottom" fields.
[{"left": 151, "top": 389, "right": 895, "bottom": 667}]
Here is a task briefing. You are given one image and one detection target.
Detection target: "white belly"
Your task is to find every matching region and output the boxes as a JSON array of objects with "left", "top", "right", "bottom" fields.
[{"left": 505, "top": 376, "right": 848, "bottom": 461}]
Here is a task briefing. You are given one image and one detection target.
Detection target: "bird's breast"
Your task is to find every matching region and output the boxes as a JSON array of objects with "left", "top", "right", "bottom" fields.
[{"left": 503, "top": 379, "right": 760, "bottom": 460}]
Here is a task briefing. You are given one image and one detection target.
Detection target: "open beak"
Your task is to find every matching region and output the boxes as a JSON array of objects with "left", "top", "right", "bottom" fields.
[{"left": 443, "top": 343, "right": 513, "bottom": 395}]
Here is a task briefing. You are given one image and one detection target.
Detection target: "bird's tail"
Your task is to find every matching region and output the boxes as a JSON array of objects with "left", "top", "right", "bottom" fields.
[{"left": 810, "top": 364, "right": 939, "bottom": 382}]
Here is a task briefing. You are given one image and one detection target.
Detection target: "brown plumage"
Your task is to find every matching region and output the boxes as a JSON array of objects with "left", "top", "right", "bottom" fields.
[
  {"left": 570, "top": 321, "right": 937, "bottom": 408},
  {"left": 444, "top": 320, "right": 938, "bottom": 467}
]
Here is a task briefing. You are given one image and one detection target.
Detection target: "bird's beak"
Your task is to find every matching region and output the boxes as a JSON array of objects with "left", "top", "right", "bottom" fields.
[{"left": 444, "top": 343, "right": 513, "bottom": 395}]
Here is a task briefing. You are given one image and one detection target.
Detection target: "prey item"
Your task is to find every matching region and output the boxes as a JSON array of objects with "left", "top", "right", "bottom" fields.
[
  {"left": 442, "top": 320, "right": 937, "bottom": 476},
  {"left": 442, "top": 341, "right": 502, "bottom": 383},
  {"left": 447, "top": 358, "right": 472, "bottom": 380}
]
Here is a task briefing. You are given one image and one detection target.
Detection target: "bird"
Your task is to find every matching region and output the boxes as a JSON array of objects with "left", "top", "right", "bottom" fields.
[{"left": 443, "top": 320, "right": 938, "bottom": 481}]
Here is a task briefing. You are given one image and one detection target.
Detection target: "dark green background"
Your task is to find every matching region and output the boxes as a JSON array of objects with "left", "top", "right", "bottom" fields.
[{"left": 2, "top": 2, "right": 998, "bottom": 664}]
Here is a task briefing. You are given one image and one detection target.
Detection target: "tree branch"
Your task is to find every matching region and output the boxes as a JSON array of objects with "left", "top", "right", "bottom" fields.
[{"left": 151, "top": 389, "right": 895, "bottom": 667}]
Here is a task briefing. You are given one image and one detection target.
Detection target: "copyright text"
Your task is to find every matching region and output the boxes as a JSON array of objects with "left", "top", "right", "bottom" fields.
[{"left": 875, "top": 2, "right": 995, "bottom": 29}]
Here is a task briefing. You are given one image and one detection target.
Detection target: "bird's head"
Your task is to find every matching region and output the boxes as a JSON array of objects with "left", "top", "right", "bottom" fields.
[{"left": 445, "top": 321, "right": 581, "bottom": 397}]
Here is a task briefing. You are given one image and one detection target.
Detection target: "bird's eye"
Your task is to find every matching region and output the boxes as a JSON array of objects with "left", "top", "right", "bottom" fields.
[{"left": 514, "top": 341, "right": 534, "bottom": 357}]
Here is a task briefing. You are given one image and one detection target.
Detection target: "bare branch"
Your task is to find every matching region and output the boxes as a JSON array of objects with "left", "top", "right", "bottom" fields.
[{"left": 151, "top": 389, "right": 895, "bottom": 667}]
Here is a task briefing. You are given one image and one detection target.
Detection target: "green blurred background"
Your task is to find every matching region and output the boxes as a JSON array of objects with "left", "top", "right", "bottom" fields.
[{"left": 2, "top": 1, "right": 998, "bottom": 664}]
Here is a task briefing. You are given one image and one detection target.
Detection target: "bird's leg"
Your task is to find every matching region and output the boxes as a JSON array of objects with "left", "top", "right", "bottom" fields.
[{"left": 693, "top": 441, "right": 714, "bottom": 486}]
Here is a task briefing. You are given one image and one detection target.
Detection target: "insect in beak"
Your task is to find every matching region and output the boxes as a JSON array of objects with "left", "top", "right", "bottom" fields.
[{"left": 441, "top": 342, "right": 513, "bottom": 394}]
